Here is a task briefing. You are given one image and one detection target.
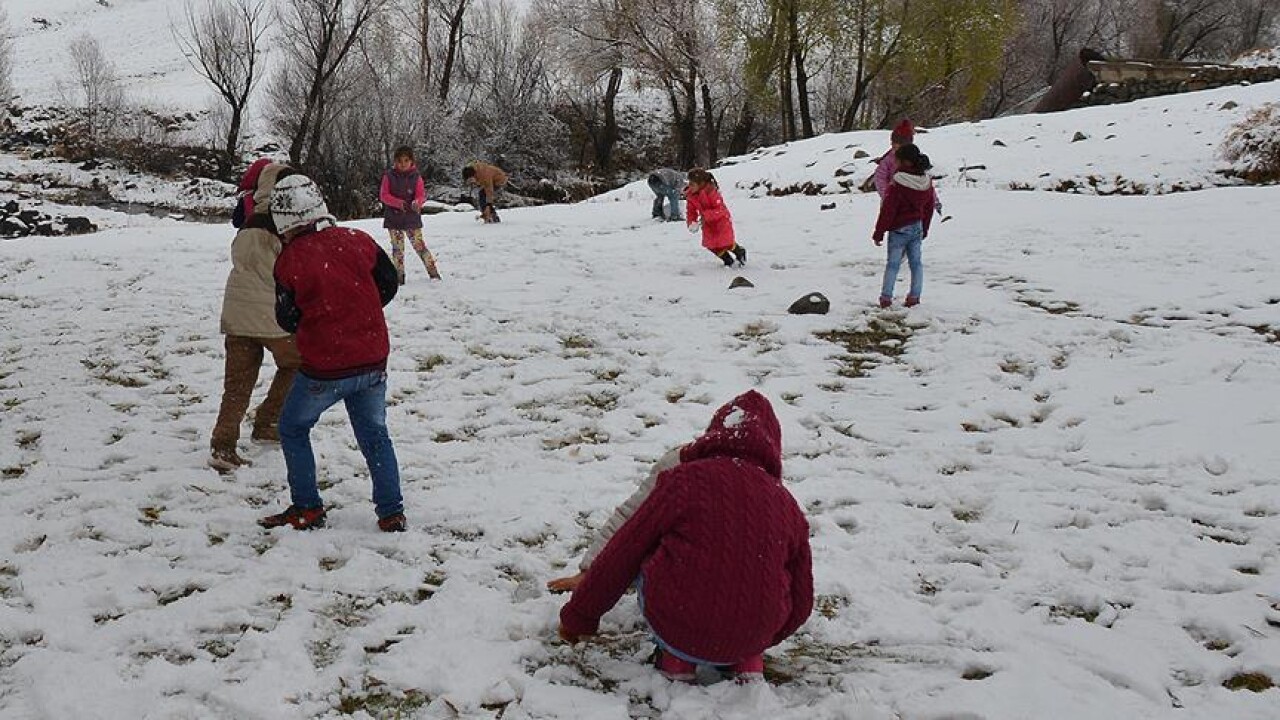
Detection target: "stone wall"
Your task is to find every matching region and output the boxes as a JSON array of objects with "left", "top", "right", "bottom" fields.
[{"left": 1081, "top": 62, "right": 1280, "bottom": 107}]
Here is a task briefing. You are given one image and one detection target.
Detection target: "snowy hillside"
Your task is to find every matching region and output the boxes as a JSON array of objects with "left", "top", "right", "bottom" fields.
[
  {"left": 654, "top": 82, "right": 1280, "bottom": 198},
  {"left": 5, "top": 0, "right": 216, "bottom": 109},
  {"left": 3, "top": 76, "right": 1280, "bottom": 720}
]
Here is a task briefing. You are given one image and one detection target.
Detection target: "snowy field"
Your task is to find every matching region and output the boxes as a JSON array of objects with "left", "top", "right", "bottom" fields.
[
  {"left": 2, "top": 11, "right": 1280, "bottom": 713},
  {"left": 2, "top": 165, "right": 1280, "bottom": 718}
]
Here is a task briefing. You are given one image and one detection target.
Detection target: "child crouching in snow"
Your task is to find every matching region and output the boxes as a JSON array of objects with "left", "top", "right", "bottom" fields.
[
  {"left": 557, "top": 390, "right": 813, "bottom": 683},
  {"left": 872, "top": 143, "right": 936, "bottom": 309},
  {"left": 685, "top": 168, "right": 747, "bottom": 267}
]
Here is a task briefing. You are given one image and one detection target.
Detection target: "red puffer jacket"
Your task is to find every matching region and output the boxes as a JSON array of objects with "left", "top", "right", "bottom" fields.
[
  {"left": 561, "top": 390, "right": 814, "bottom": 663},
  {"left": 274, "top": 224, "right": 399, "bottom": 379},
  {"left": 685, "top": 185, "right": 736, "bottom": 251}
]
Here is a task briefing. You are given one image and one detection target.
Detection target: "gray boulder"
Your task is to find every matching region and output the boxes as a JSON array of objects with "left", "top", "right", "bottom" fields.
[{"left": 788, "top": 292, "right": 830, "bottom": 315}]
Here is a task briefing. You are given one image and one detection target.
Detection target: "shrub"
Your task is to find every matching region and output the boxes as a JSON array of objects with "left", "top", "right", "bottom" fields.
[{"left": 1222, "top": 103, "right": 1280, "bottom": 183}]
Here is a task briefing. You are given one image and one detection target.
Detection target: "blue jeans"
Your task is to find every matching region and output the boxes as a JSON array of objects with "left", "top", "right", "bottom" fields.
[
  {"left": 879, "top": 222, "right": 923, "bottom": 300},
  {"left": 278, "top": 369, "right": 403, "bottom": 519},
  {"left": 650, "top": 185, "right": 683, "bottom": 220}
]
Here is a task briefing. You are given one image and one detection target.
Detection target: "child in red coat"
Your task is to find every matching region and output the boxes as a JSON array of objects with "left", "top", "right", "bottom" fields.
[
  {"left": 684, "top": 168, "right": 747, "bottom": 267},
  {"left": 872, "top": 143, "right": 936, "bottom": 308},
  {"left": 558, "top": 390, "right": 813, "bottom": 682}
]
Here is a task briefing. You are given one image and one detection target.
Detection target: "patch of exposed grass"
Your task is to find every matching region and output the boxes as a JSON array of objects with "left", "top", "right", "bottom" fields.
[
  {"left": 1223, "top": 672, "right": 1274, "bottom": 692},
  {"left": 416, "top": 353, "right": 449, "bottom": 372},
  {"left": 543, "top": 426, "right": 610, "bottom": 450},
  {"left": 814, "top": 594, "right": 850, "bottom": 619},
  {"left": 1015, "top": 294, "right": 1080, "bottom": 315},
  {"left": 815, "top": 317, "right": 911, "bottom": 379},
  {"left": 1047, "top": 603, "right": 1112, "bottom": 624}
]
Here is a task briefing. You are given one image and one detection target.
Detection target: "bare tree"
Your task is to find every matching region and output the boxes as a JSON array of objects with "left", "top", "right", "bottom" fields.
[
  {"left": 64, "top": 35, "right": 126, "bottom": 151},
  {"left": 0, "top": 7, "right": 12, "bottom": 104},
  {"left": 529, "top": 0, "right": 627, "bottom": 171},
  {"left": 272, "top": 0, "right": 392, "bottom": 167},
  {"left": 173, "top": 0, "right": 271, "bottom": 170}
]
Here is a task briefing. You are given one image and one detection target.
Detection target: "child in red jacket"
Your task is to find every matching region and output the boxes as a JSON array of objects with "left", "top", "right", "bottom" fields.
[
  {"left": 872, "top": 143, "right": 936, "bottom": 308},
  {"left": 558, "top": 390, "right": 813, "bottom": 683},
  {"left": 685, "top": 168, "right": 747, "bottom": 267}
]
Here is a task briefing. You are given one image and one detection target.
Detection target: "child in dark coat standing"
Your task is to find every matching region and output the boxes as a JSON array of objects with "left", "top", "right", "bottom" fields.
[
  {"left": 684, "top": 168, "right": 746, "bottom": 267},
  {"left": 558, "top": 390, "right": 813, "bottom": 682},
  {"left": 260, "top": 174, "right": 407, "bottom": 533},
  {"left": 380, "top": 146, "right": 439, "bottom": 282},
  {"left": 872, "top": 143, "right": 936, "bottom": 308}
]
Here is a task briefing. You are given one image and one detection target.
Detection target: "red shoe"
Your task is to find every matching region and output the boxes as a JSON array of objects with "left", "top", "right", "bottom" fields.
[
  {"left": 878, "top": 296, "right": 892, "bottom": 309},
  {"left": 904, "top": 295, "right": 920, "bottom": 308},
  {"left": 729, "top": 654, "right": 765, "bottom": 683},
  {"left": 655, "top": 649, "right": 697, "bottom": 682},
  {"left": 259, "top": 505, "right": 326, "bottom": 530},
  {"left": 377, "top": 513, "right": 407, "bottom": 533}
]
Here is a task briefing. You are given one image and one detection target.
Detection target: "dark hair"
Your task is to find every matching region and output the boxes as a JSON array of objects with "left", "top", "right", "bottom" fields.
[
  {"left": 393, "top": 145, "right": 415, "bottom": 162},
  {"left": 462, "top": 166, "right": 476, "bottom": 180},
  {"left": 687, "top": 167, "right": 718, "bottom": 188},
  {"left": 894, "top": 143, "right": 930, "bottom": 172}
]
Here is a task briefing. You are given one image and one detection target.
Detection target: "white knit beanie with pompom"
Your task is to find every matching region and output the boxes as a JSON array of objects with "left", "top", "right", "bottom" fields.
[{"left": 270, "top": 174, "right": 335, "bottom": 235}]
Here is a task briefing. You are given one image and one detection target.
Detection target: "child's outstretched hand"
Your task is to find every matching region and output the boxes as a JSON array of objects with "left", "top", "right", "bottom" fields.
[
  {"left": 687, "top": 220, "right": 702, "bottom": 234},
  {"left": 546, "top": 572, "right": 584, "bottom": 593}
]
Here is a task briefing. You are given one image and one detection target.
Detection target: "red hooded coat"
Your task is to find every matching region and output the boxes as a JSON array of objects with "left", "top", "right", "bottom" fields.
[
  {"left": 684, "top": 185, "right": 736, "bottom": 252},
  {"left": 560, "top": 390, "right": 814, "bottom": 663}
]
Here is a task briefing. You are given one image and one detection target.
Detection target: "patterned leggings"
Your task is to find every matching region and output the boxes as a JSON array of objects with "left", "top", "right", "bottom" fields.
[{"left": 388, "top": 228, "right": 439, "bottom": 279}]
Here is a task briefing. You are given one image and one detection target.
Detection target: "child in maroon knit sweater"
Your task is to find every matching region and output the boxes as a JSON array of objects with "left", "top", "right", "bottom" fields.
[{"left": 557, "top": 390, "right": 813, "bottom": 682}]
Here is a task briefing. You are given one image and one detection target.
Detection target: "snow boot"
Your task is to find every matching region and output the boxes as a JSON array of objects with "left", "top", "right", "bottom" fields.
[
  {"left": 732, "top": 245, "right": 747, "bottom": 266},
  {"left": 904, "top": 295, "right": 920, "bottom": 308},
  {"left": 654, "top": 649, "right": 696, "bottom": 682},
  {"left": 729, "top": 654, "right": 765, "bottom": 683},
  {"left": 208, "top": 448, "right": 251, "bottom": 474},
  {"left": 878, "top": 296, "right": 892, "bottom": 309},
  {"left": 719, "top": 250, "right": 736, "bottom": 267},
  {"left": 259, "top": 505, "right": 327, "bottom": 530},
  {"left": 377, "top": 513, "right": 407, "bottom": 533}
]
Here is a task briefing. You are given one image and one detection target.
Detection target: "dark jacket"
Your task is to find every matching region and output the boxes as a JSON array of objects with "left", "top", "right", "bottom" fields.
[
  {"left": 274, "top": 224, "right": 399, "bottom": 379},
  {"left": 380, "top": 166, "right": 425, "bottom": 230},
  {"left": 561, "top": 390, "right": 814, "bottom": 663},
  {"left": 873, "top": 171, "right": 936, "bottom": 241}
]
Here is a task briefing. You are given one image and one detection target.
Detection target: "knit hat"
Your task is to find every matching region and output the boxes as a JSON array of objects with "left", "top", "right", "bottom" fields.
[
  {"left": 251, "top": 163, "right": 291, "bottom": 218},
  {"left": 232, "top": 158, "right": 274, "bottom": 227},
  {"left": 891, "top": 118, "right": 914, "bottom": 144},
  {"left": 270, "top": 174, "right": 335, "bottom": 236},
  {"left": 238, "top": 158, "right": 273, "bottom": 193}
]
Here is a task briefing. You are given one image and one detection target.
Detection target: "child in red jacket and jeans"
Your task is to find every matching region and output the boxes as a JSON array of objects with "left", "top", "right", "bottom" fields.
[
  {"left": 872, "top": 143, "right": 936, "bottom": 308},
  {"left": 685, "top": 168, "right": 747, "bottom": 267},
  {"left": 558, "top": 390, "right": 813, "bottom": 682}
]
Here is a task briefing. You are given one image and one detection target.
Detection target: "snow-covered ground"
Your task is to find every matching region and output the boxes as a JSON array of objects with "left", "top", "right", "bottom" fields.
[
  {"left": 704, "top": 82, "right": 1278, "bottom": 197},
  {"left": 3, "top": 112, "right": 1280, "bottom": 717}
]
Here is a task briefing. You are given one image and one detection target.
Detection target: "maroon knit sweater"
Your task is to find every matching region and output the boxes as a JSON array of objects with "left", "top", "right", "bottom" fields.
[{"left": 560, "top": 390, "right": 814, "bottom": 663}]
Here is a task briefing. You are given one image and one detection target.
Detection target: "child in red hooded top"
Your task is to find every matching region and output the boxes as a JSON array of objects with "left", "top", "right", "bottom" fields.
[
  {"left": 558, "top": 390, "right": 813, "bottom": 682},
  {"left": 684, "top": 168, "right": 747, "bottom": 268},
  {"left": 872, "top": 143, "right": 936, "bottom": 309}
]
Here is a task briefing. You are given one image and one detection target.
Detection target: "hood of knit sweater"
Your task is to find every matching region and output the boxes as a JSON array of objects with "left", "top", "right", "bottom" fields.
[{"left": 680, "top": 389, "right": 782, "bottom": 479}]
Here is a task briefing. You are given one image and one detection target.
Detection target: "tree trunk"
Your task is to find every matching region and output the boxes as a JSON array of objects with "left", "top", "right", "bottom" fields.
[
  {"left": 786, "top": 2, "right": 813, "bottom": 138},
  {"left": 224, "top": 103, "right": 243, "bottom": 174},
  {"left": 778, "top": 58, "right": 795, "bottom": 141},
  {"left": 727, "top": 100, "right": 755, "bottom": 156},
  {"left": 439, "top": 0, "right": 466, "bottom": 102},
  {"left": 700, "top": 82, "right": 717, "bottom": 166},
  {"left": 596, "top": 67, "right": 623, "bottom": 172},
  {"left": 419, "top": 0, "right": 431, "bottom": 81}
]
